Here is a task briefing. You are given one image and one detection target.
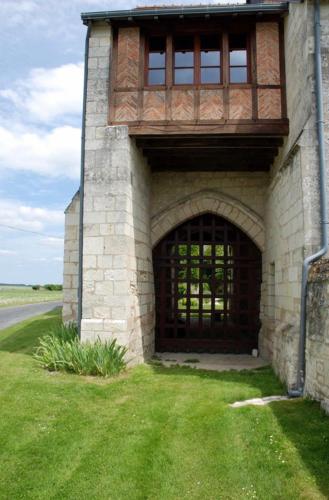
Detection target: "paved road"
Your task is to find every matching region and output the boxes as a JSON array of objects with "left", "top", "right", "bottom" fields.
[{"left": 0, "top": 301, "right": 62, "bottom": 330}]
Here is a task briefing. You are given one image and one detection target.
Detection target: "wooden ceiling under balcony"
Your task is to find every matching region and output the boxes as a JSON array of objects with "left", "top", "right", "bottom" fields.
[{"left": 135, "top": 135, "right": 283, "bottom": 171}]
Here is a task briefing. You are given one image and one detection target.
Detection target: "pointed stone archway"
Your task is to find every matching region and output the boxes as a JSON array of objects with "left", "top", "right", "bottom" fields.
[{"left": 151, "top": 190, "right": 265, "bottom": 252}]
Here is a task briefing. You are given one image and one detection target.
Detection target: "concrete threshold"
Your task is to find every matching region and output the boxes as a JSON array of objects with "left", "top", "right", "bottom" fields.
[{"left": 155, "top": 352, "right": 269, "bottom": 372}]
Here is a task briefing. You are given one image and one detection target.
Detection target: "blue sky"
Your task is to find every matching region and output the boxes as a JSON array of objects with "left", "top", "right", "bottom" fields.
[{"left": 0, "top": 0, "right": 242, "bottom": 285}]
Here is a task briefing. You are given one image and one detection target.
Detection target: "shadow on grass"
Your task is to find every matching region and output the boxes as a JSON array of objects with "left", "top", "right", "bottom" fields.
[
  {"left": 0, "top": 307, "right": 61, "bottom": 356},
  {"left": 148, "top": 361, "right": 285, "bottom": 398},
  {"left": 271, "top": 399, "right": 329, "bottom": 498},
  {"left": 149, "top": 363, "right": 329, "bottom": 496}
]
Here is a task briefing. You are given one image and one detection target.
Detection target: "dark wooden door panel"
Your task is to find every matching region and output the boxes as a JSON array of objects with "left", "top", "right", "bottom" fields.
[{"left": 153, "top": 213, "right": 262, "bottom": 353}]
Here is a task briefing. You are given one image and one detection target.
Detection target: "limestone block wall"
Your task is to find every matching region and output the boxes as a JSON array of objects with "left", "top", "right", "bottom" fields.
[
  {"left": 259, "top": 1, "right": 314, "bottom": 388},
  {"left": 76, "top": 21, "right": 154, "bottom": 363},
  {"left": 305, "top": 260, "right": 329, "bottom": 411},
  {"left": 261, "top": 148, "right": 304, "bottom": 387},
  {"left": 304, "top": 2, "right": 329, "bottom": 408},
  {"left": 260, "top": 1, "right": 329, "bottom": 391},
  {"left": 151, "top": 171, "right": 268, "bottom": 222},
  {"left": 63, "top": 192, "right": 80, "bottom": 323},
  {"left": 81, "top": 126, "right": 154, "bottom": 363}
]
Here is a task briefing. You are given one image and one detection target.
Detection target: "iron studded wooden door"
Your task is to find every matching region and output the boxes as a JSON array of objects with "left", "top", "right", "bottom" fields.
[{"left": 153, "top": 213, "right": 262, "bottom": 353}]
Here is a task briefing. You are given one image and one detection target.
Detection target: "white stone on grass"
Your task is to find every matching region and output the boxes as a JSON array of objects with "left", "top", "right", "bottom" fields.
[{"left": 230, "top": 396, "right": 290, "bottom": 408}]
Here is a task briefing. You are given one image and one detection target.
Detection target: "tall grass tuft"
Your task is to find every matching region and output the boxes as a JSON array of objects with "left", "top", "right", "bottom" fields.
[{"left": 34, "top": 322, "right": 127, "bottom": 377}]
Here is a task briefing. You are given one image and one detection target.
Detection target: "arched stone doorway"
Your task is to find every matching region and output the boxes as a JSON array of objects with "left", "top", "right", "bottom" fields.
[{"left": 153, "top": 213, "right": 262, "bottom": 353}]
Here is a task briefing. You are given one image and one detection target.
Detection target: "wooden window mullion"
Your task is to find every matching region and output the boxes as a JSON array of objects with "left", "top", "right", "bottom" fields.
[
  {"left": 166, "top": 34, "right": 173, "bottom": 121},
  {"left": 222, "top": 32, "right": 229, "bottom": 120},
  {"left": 222, "top": 32, "right": 229, "bottom": 86},
  {"left": 166, "top": 33, "right": 173, "bottom": 87},
  {"left": 195, "top": 34, "right": 200, "bottom": 85}
]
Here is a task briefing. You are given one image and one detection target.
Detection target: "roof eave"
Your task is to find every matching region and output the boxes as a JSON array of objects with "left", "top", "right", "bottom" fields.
[{"left": 81, "top": 3, "right": 289, "bottom": 25}]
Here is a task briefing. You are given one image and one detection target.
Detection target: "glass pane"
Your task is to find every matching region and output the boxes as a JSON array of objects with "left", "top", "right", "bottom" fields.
[
  {"left": 215, "top": 298, "right": 223, "bottom": 311},
  {"left": 201, "top": 50, "right": 220, "bottom": 67},
  {"left": 178, "top": 298, "right": 187, "bottom": 310},
  {"left": 174, "top": 35, "right": 194, "bottom": 52},
  {"left": 201, "top": 67, "right": 220, "bottom": 84},
  {"left": 230, "top": 49, "right": 247, "bottom": 66},
  {"left": 190, "top": 268, "right": 199, "bottom": 280},
  {"left": 227, "top": 245, "right": 234, "bottom": 257},
  {"left": 174, "top": 68, "right": 194, "bottom": 84},
  {"left": 149, "top": 52, "right": 165, "bottom": 68},
  {"left": 190, "top": 298, "right": 199, "bottom": 310},
  {"left": 174, "top": 51, "right": 194, "bottom": 68},
  {"left": 227, "top": 268, "right": 234, "bottom": 281},
  {"left": 148, "top": 69, "right": 165, "bottom": 85},
  {"left": 215, "top": 245, "right": 224, "bottom": 257},
  {"left": 202, "top": 283, "right": 211, "bottom": 296},
  {"left": 178, "top": 244, "right": 188, "bottom": 256},
  {"left": 178, "top": 283, "right": 188, "bottom": 297},
  {"left": 203, "top": 245, "right": 212, "bottom": 257},
  {"left": 201, "top": 34, "right": 220, "bottom": 50},
  {"left": 202, "top": 298, "right": 211, "bottom": 310},
  {"left": 191, "top": 244, "right": 200, "bottom": 256},
  {"left": 229, "top": 34, "right": 247, "bottom": 51},
  {"left": 202, "top": 268, "right": 212, "bottom": 281},
  {"left": 178, "top": 268, "right": 187, "bottom": 280},
  {"left": 230, "top": 67, "right": 247, "bottom": 83},
  {"left": 149, "top": 36, "right": 166, "bottom": 52},
  {"left": 215, "top": 268, "right": 224, "bottom": 282}
]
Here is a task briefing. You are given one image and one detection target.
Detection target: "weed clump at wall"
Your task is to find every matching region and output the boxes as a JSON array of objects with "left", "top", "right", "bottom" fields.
[{"left": 34, "top": 322, "right": 127, "bottom": 377}]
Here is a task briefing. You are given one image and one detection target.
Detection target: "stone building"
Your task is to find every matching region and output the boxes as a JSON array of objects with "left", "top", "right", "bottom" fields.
[{"left": 63, "top": 0, "right": 329, "bottom": 409}]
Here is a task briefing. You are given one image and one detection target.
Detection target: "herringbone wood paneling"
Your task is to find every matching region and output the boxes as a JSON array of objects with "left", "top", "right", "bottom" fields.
[
  {"left": 142, "top": 91, "right": 166, "bottom": 121},
  {"left": 114, "top": 91, "right": 138, "bottom": 121},
  {"left": 258, "top": 89, "right": 281, "bottom": 119},
  {"left": 256, "top": 22, "right": 280, "bottom": 85},
  {"left": 171, "top": 90, "right": 194, "bottom": 121},
  {"left": 229, "top": 89, "right": 252, "bottom": 120},
  {"left": 199, "top": 90, "right": 224, "bottom": 120},
  {"left": 116, "top": 28, "right": 140, "bottom": 88}
]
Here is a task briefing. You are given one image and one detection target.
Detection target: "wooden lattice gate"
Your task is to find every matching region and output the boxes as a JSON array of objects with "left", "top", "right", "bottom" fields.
[{"left": 153, "top": 213, "right": 262, "bottom": 353}]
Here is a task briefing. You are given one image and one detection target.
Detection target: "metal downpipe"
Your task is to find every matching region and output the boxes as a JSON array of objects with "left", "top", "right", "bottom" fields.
[
  {"left": 290, "top": 0, "right": 328, "bottom": 396},
  {"left": 77, "top": 22, "right": 91, "bottom": 339}
]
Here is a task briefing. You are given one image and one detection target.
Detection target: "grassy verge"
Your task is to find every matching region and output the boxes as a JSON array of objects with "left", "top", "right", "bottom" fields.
[
  {"left": 0, "top": 286, "right": 62, "bottom": 308},
  {"left": 0, "top": 310, "right": 328, "bottom": 499}
]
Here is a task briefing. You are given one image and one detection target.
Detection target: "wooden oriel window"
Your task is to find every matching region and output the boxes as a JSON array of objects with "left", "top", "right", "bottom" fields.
[{"left": 145, "top": 31, "right": 249, "bottom": 86}]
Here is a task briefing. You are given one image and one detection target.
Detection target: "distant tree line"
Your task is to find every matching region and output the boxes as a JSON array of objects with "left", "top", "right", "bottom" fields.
[{"left": 32, "top": 284, "right": 63, "bottom": 291}]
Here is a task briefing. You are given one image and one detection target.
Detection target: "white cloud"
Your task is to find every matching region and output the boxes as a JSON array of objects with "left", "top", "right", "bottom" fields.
[
  {"left": 0, "top": 199, "right": 64, "bottom": 233},
  {"left": 0, "top": 249, "right": 18, "bottom": 256},
  {"left": 0, "top": 63, "right": 83, "bottom": 123},
  {"left": 41, "top": 237, "right": 64, "bottom": 247},
  {"left": 0, "top": 62, "right": 82, "bottom": 179},
  {"left": 0, "top": 125, "right": 80, "bottom": 179}
]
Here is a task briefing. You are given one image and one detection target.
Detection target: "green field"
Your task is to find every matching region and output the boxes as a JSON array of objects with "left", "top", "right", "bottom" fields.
[
  {"left": 0, "top": 309, "right": 328, "bottom": 499},
  {"left": 0, "top": 286, "right": 62, "bottom": 308}
]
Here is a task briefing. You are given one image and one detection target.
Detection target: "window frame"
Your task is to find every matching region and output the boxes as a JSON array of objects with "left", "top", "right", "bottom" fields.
[
  {"left": 173, "top": 34, "right": 196, "bottom": 86},
  {"left": 145, "top": 35, "right": 167, "bottom": 87},
  {"left": 228, "top": 33, "right": 250, "bottom": 85},
  {"left": 144, "top": 30, "right": 251, "bottom": 89}
]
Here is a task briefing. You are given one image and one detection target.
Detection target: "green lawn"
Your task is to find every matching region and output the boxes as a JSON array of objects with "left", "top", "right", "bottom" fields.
[
  {"left": 0, "top": 286, "right": 62, "bottom": 308},
  {"left": 0, "top": 310, "right": 329, "bottom": 499}
]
